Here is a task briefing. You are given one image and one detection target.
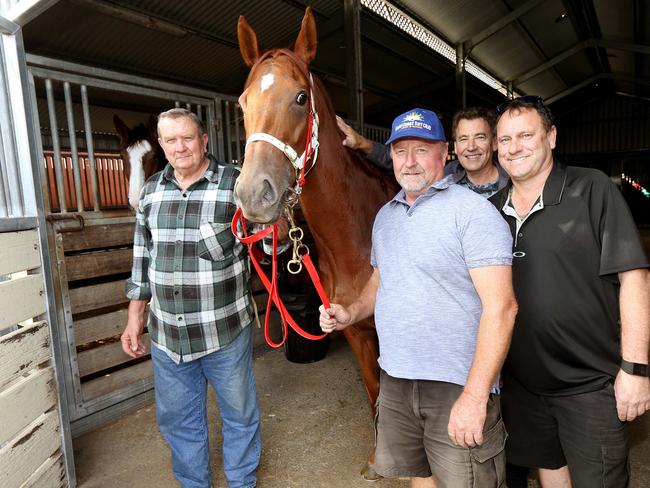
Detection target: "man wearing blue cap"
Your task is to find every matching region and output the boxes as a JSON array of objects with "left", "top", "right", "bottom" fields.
[
  {"left": 320, "top": 109, "right": 518, "bottom": 487},
  {"left": 336, "top": 107, "right": 509, "bottom": 198}
]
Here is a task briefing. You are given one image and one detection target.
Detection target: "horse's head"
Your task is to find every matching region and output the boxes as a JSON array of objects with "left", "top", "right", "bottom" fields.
[
  {"left": 235, "top": 8, "right": 318, "bottom": 223},
  {"left": 114, "top": 114, "right": 165, "bottom": 209}
]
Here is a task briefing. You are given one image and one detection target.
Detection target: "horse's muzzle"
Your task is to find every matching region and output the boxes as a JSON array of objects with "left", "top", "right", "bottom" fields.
[{"left": 234, "top": 177, "right": 284, "bottom": 223}]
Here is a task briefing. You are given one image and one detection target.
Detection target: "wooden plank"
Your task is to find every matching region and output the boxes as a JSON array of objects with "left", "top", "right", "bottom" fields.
[
  {"left": 0, "top": 274, "right": 45, "bottom": 328},
  {"left": 0, "top": 367, "right": 56, "bottom": 446},
  {"left": 69, "top": 279, "right": 128, "bottom": 314},
  {"left": 19, "top": 452, "right": 65, "bottom": 488},
  {"left": 77, "top": 333, "right": 151, "bottom": 377},
  {"left": 60, "top": 222, "right": 134, "bottom": 252},
  {"left": 73, "top": 308, "right": 129, "bottom": 345},
  {"left": 65, "top": 248, "right": 133, "bottom": 281},
  {"left": 0, "top": 411, "right": 60, "bottom": 488},
  {"left": 81, "top": 359, "right": 153, "bottom": 401},
  {"left": 0, "top": 321, "right": 50, "bottom": 390},
  {"left": 0, "top": 230, "right": 40, "bottom": 276}
]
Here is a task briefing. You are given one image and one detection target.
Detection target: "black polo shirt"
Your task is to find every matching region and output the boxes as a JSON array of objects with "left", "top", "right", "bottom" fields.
[{"left": 490, "top": 163, "right": 649, "bottom": 396}]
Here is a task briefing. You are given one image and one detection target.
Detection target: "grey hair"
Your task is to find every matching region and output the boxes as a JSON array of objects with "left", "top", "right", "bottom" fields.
[{"left": 157, "top": 108, "right": 206, "bottom": 136}]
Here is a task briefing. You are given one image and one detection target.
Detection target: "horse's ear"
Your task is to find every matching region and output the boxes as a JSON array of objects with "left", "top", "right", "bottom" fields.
[
  {"left": 293, "top": 7, "right": 317, "bottom": 65},
  {"left": 238, "top": 15, "right": 261, "bottom": 67},
  {"left": 113, "top": 115, "right": 129, "bottom": 144}
]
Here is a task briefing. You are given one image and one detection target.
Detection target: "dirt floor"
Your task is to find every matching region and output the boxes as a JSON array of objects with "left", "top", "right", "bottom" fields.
[{"left": 74, "top": 334, "right": 650, "bottom": 488}]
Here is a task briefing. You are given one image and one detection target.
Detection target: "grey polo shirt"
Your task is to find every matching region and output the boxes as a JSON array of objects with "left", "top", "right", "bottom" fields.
[{"left": 371, "top": 176, "right": 513, "bottom": 388}]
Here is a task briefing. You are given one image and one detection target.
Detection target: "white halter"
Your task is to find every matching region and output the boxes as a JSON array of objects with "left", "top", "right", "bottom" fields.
[{"left": 245, "top": 73, "right": 320, "bottom": 193}]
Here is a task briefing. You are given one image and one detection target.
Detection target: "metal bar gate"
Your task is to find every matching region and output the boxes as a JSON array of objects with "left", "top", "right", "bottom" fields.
[{"left": 25, "top": 54, "right": 247, "bottom": 438}]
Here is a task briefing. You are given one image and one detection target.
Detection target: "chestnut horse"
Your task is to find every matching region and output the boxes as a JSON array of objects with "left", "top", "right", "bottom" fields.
[
  {"left": 113, "top": 115, "right": 167, "bottom": 209},
  {"left": 235, "top": 8, "right": 398, "bottom": 425}
]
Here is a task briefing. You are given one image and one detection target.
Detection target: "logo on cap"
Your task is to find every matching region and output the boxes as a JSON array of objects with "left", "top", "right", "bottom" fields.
[
  {"left": 385, "top": 108, "right": 446, "bottom": 145},
  {"left": 395, "top": 111, "right": 432, "bottom": 132},
  {"left": 404, "top": 112, "right": 424, "bottom": 122}
]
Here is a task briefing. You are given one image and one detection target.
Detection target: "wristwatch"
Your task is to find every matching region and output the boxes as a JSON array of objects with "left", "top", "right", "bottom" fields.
[{"left": 621, "top": 359, "right": 650, "bottom": 377}]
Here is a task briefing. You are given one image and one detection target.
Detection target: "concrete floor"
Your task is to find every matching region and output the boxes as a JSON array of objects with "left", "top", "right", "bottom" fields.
[{"left": 74, "top": 334, "right": 650, "bottom": 488}]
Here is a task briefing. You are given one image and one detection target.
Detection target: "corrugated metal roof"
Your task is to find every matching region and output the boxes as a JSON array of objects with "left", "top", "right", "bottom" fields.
[{"left": 15, "top": 0, "right": 650, "bottom": 126}]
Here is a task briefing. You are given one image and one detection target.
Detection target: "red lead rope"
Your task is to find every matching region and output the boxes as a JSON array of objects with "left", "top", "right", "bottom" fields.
[{"left": 231, "top": 208, "right": 329, "bottom": 348}]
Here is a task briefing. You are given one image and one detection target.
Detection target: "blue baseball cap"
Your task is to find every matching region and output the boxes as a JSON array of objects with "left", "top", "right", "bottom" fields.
[{"left": 385, "top": 108, "right": 446, "bottom": 145}]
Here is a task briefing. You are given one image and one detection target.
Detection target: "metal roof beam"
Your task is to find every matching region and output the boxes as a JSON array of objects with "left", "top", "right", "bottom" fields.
[
  {"left": 597, "top": 39, "right": 650, "bottom": 55},
  {"left": 277, "top": 0, "right": 330, "bottom": 19},
  {"left": 544, "top": 72, "right": 650, "bottom": 104},
  {"left": 512, "top": 38, "right": 650, "bottom": 87},
  {"left": 464, "top": 0, "right": 546, "bottom": 51},
  {"left": 513, "top": 40, "right": 594, "bottom": 85},
  {"left": 2, "top": 0, "right": 59, "bottom": 26},
  {"left": 361, "top": 14, "right": 452, "bottom": 80},
  {"left": 68, "top": 0, "right": 238, "bottom": 48},
  {"left": 366, "top": 74, "right": 455, "bottom": 118},
  {"left": 614, "top": 73, "right": 650, "bottom": 87},
  {"left": 546, "top": 74, "right": 602, "bottom": 104},
  {"left": 0, "top": 15, "right": 19, "bottom": 34}
]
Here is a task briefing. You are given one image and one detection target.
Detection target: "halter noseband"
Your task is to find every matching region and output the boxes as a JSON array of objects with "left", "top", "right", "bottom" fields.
[{"left": 244, "top": 50, "right": 320, "bottom": 195}]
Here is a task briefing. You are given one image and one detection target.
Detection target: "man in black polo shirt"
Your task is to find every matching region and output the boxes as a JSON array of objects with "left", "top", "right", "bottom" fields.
[{"left": 490, "top": 96, "right": 650, "bottom": 487}]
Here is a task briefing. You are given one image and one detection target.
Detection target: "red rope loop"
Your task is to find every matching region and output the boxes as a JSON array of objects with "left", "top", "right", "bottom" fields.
[{"left": 231, "top": 208, "right": 329, "bottom": 348}]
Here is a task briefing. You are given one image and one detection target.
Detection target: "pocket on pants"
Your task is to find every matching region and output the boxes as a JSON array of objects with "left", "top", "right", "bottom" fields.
[{"left": 469, "top": 418, "right": 507, "bottom": 487}]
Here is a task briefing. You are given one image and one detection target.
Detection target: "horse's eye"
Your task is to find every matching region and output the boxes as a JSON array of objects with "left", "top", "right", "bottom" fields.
[{"left": 296, "top": 91, "right": 308, "bottom": 106}]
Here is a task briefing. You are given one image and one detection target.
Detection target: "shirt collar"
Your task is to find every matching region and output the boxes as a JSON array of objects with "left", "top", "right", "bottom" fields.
[
  {"left": 541, "top": 161, "right": 567, "bottom": 206},
  {"left": 491, "top": 161, "right": 567, "bottom": 209},
  {"left": 390, "top": 174, "right": 455, "bottom": 206},
  {"left": 161, "top": 154, "right": 220, "bottom": 185}
]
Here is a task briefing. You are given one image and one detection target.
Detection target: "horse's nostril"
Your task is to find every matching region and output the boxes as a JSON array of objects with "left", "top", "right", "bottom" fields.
[{"left": 261, "top": 179, "right": 276, "bottom": 207}]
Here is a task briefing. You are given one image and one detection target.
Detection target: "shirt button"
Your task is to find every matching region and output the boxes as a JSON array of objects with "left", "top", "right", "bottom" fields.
[
  {"left": 176, "top": 240, "right": 181, "bottom": 244},
  {"left": 518, "top": 232, "right": 523, "bottom": 238},
  {"left": 174, "top": 290, "right": 179, "bottom": 295},
  {"left": 182, "top": 193, "right": 188, "bottom": 198},
  {"left": 178, "top": 316, "right": 183, "bottom": 321}
]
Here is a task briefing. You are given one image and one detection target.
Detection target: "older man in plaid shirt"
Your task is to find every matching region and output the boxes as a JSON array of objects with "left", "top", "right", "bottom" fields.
[{"left": 121, "top": 108, "right": 261, "bottom": 488}]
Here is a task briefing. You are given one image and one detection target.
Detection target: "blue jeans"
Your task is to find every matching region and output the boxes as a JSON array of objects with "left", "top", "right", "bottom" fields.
[{"left": 151, "top": 326, "right": 261, "bottom": 488}]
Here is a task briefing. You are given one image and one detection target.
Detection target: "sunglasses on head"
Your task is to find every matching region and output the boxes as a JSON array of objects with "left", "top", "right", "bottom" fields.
[{"left": 496, "top": 95, "right": 545, "bottom": 115}]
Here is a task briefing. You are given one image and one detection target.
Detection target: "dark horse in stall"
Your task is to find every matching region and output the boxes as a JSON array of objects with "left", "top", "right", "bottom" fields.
[
  {"left": 113, "top": 114, "right": 167, "bottom": 209},
  {"left": 235, "top": 7, "right": 399, "bottom": 464}
]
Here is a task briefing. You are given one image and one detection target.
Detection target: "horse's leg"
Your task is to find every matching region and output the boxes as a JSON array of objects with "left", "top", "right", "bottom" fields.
[
  {"left": 342, "top": 319, "right": 379, "bottom": 415},
  {"left": 342, "top": 319, "right": 382, "bottom": 481}
]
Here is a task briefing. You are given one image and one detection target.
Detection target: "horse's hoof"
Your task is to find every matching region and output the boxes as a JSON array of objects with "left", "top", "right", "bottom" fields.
[{"left": 361, "top": 462, "right": 383, "bottom": 482}]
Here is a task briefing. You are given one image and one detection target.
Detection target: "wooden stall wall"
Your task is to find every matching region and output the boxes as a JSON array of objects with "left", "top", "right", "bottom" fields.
[
  {"left": 0, "top": 229, "right": 67, "bottom": 488},
  {"left": 54, "top": 220, "right": 149, "bottom": 406},
  {"left": 49, "top": 215, "right": 274, "bottom": 435}
]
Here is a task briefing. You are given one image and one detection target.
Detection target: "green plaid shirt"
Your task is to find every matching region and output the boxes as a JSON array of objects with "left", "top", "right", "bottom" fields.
[{"left": 126, "top": 155, "right": 254, "bottom": 363}]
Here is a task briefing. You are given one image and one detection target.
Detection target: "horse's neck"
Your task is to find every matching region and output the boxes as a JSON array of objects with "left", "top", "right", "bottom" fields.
[{"left": 299, "top": 114, "right": 393, "bottom": 286}]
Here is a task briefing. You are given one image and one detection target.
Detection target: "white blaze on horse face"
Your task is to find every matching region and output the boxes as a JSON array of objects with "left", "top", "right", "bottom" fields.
[
  {"left": 260, "top": 73, "right": 274, "bottom": 92},
  {"left": 126, "top": 140, "right": 152, "bottom": 210}
]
